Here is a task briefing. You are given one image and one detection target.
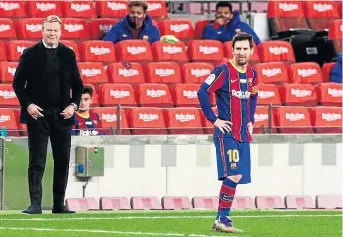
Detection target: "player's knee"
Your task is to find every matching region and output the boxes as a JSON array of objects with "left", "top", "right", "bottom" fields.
[{"left": 227, "top": 175, "right": 242, "bottom": 183}]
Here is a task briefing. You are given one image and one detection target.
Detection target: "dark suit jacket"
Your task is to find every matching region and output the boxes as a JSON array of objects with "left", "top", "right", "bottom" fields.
[{"left": 12, "top": 41, "right": 84, "bottom": 125}]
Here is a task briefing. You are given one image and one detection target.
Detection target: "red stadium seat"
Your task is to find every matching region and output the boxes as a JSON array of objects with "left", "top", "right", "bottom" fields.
[
  {"left": 61, "top": 18, "right": 89, "bottom": 39},
  {"left": 158, "top": 19, "right": 194, "bottom": 43},
  {"left": 267, "top": 1, "right": 308, "bottom": 34},
  {"left": 88, "top": 18, "right": 118, "bottom": 40},
  {"left": 0, "top": 61, "right": 17, "bottom": 83},
  {"left": 16, "top": 18, "right": 43, "bottom": 40},
  {"left": 279, "top": 83, "right": 317, "bottom": 106},
  {"left": 256, "top": 83, "right": 282, "bottom": 105},
  {"left": 145, "top": 62, "right": 181, "bottom": 84},
  {"left": 62, "top": 1, "right": 96, "bottom": 18},
  {"left": 170, "top": 83, "right": 200, "bottom": 107},
  {"left": 0, "top": 41, "right": 6, "bottom": 61},
  {"left": 304, "top": 1, "right": 339, "bottom": 31},
  {"left": 131, "top": 196, "right": 162, "bottom": 210},
  {"left": 59, "top": 40, "right": 80, "bottom": 61},
  {"left": 273, "top": 106, "right": 313, "bottom": 133},
  {"left": 254, "top": 62, "right": 288, "bottom": 84},
  {"left": 95, "top": 0, "right": 128, "bottom": 18},
  {"left": 288, "top": 62, "right": 323, "bottom": 84},
  {"left": 0, "top": 1, "right": 27, "bottom": 17},
  {"left": 78, "top": 62, "right": 108, "bottom": 84},
  {"left": 182, "top": 62, "right": 213, "bottom": 84},
  {"left": 285, "top": 195, "right": 315, "bottom": 209},
  {"left": 65, "top": 197, "right": 99, "bottom": 211},
  {"left": 328, "top": 19, "right": 342, "bottom": 54},
  {"left": 316, "top": 195, "right": 342, "bottom": 209},
  {"left": 99, "top": 197, "right": 131, "bottom": 210},
  {"left": 146, "top": 0, "right": 168, "bottom": 19},
  {"left": 151, "top": 41, "right": 188, "bottom": 64},
  {"left": 163, "top": 107, "right": 204, "bottom": 134},
  {"left": 98, "top": 83, "right": 136, "bottom": 106},
  {"left": 92, "top": 107, "right": 130, "bottom": 135},
  {"left": 135, "top": 83, "right": 173, "bottom": 107},
  {"left": 310, "top": 106, "right": 342, "bottom": 133},
  {"left": 232, "top": 196, "right": 256, "bottom": 209},
  {"left": 0, "top": 18, "right": 16, "bottom": 39},
  {"left": 0, "top": 108, "right": 19, "bottom": 136},
  {"left": 126, "top": 107, "right": 167, "bottom": 135},
  {"left": 0, "top": 84, "right": 19, "bottom": 107},
  {"left": 188, "top": 40, "right": 224, "bottom": 66},
  {"left": 199, "top": 106, "right": 217, "bottom": 134},
  {"left": 255, "top": 196, "right": 285, "bottom": 209},
  {"left": 223, "top": 41, "right": 260, "bottom": 65},
  {"left": 194, "top": 19, "right": 211, "bottom": 39},
  {"left": 192, "top": 196, "right": 218, "bottom": 209},
  {"left": 115, "top": 40, "right": 153, "bottom": 63},
  {"left": 26, "top": 1, "right": 63, "bottom": 18},
  {"left": 253, "top": 106, "right": 276, "bottom": 134},
  {"left": 258, "top": 41, "right": 295, "bottom": 65},
  {"left": 107, "top": 62, "right": 145, "bottom": 84},
  {"left": 321, "top": 62, "right": 335, "bottom": 82},
  {"left": 316, "top": 82, "right": 342, "bottom": 106},
  {"left": 79, "top": 40, "right": 116, "bottom": 63},
  {"left": 6, "top": 40, "right": 34, "bottom": 61},
  {"left": 339, "top": 1, "right": 342, "bottom": 18},
  {"left": 162, "top": 196, "right": 192, "bottom": 210}
]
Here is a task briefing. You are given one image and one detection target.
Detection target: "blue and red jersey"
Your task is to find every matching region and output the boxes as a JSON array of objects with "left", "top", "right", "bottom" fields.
[
  {"left": 72, "top": 111, "right": 102, "bottom": 136},
  {"left": 197, "top": 60, "right": 258, "bottom": 142}
]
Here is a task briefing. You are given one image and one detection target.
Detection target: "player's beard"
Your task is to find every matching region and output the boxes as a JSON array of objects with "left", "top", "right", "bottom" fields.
[{"left": 236, "top": 57, "right": 248, "bottom": 66}]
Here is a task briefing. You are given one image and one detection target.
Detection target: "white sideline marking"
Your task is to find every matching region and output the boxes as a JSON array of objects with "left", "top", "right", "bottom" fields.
[
  {"left": 0, "top": 226, "right": 241, "bottom": 237},
  {"left": 0, "top": 214, "right": 341, "bottom": 221}
]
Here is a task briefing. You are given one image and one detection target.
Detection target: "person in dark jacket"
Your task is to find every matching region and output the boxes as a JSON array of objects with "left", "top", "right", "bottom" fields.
[
  {"left": 103, "top": 1, "right": 160, "bottom": 44},
  {"left": 12, "top": 15, "right": 83, "bottom": 215},
  {"left": 202, "top": 2, "right": 261, "bottom": 45},
  {"left": 330, "top": 53, "right": 342, "bottom": 83}
]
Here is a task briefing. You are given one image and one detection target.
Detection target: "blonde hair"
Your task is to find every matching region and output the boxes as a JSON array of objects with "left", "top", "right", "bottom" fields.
[{"left": 43, "top": 15, "right": 62, "bottom": 28}]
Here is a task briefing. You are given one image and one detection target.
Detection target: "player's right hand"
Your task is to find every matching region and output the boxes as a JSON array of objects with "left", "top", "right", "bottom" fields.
[
  {"left": 27, "top": 103, "right": 44, "bottom": 120},
  {"left": 214, "top": 119, "right": 232, "bottom": 134}
]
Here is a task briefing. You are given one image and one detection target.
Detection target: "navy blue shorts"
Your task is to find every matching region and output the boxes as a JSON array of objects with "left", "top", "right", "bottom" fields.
[{"left": 214, "top": 136, "right": 251, "bottom": 184}]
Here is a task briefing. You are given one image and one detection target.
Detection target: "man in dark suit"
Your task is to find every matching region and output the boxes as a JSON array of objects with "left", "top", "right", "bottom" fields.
[{"left": 12, "top": 15, "right": 84, "bottom": 214}]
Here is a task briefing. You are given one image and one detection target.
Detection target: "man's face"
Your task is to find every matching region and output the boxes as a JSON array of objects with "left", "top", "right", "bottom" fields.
[
  {"left": 79, "top": 93, "right": 92, "bottom": 112},
  {"left": 215, "top": 6, "right": 232, "bottom": 21},
  {"left": 232, "top": 40, "right": 253, "bottom": 66},
  {"left": 129, "top": 6, "right": 146, "bottom": 26},
  {"left": 42, "top": 21, "right": 61, "bottom": 46}
]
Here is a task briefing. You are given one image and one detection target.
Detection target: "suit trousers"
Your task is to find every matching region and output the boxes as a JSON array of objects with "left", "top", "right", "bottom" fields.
[{"left": 26, "top": 110, "right": 72, "bottom": 206}]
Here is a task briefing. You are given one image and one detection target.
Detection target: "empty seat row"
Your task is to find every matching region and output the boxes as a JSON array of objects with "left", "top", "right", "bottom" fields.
[
  {"left": 2, "top": 105, "right": 342, "bottom": 136},
  {"left": 64, "top": 194, "right": 343, "bottom": 211},
  {"left": 0, "top": 39, "right": 299, "bottom": 66},
  {"left": 267, "top": 0, "right": 341, "bottom": 33},
  {"left": 0, "top": 0, "right": 168, "bottom": 19}
]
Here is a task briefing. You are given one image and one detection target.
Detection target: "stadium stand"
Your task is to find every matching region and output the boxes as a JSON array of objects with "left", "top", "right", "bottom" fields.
[
  {"left": 0, "top": 0, "right": 340, "bottom": 136},
  {"left": 100, "top": 197, "right": 131, "bottom": 210}
]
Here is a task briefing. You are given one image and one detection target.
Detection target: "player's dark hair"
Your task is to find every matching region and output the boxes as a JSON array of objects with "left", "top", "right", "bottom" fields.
[
  {"left": 232, "top": 32, "right": 254, "bottom": 49},
  {"left": 82, "top": 86, "right": 93, "bottom": 97},
  {"left": 216, "top": 2, "right": 232, "bottom": 12},
  {"left": 129, "top": 1, "right": 148, "bottom": 12}
]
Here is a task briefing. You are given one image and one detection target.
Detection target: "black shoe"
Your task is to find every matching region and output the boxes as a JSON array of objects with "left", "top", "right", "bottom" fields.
[
  {"left": 52, "top": 205, "right": 76, "bottom": 214},
  {"left": 21, "top": 204, "right": 42, "bottom": 215}
]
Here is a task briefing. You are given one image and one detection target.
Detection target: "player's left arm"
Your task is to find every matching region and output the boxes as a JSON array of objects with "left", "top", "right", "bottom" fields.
[{"left": 249, "top": 69, "right": 259, "bottom": 124}]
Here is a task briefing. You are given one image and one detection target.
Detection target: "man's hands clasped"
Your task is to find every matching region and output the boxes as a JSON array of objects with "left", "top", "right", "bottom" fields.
[{"left": 27, "top": 104, "right": 75, "bottom": 120}]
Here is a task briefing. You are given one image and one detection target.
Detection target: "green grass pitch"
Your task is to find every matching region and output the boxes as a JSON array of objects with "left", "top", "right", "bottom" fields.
[{"left": 0, "top": 210, "right": 341, "bottom": 237}]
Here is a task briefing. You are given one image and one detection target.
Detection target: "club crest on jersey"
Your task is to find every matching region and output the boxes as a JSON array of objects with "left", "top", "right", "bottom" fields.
[
  {"left": 205, "top": 74, "right": 216, "bottom": 85},
  {"left": 248, "top": 78, "right": 253, "bottom": 85}
]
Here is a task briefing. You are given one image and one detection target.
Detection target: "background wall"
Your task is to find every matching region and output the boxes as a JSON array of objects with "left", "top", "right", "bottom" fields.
[{"left": 1, "top": 135, "right": 342, "bottom": 210}]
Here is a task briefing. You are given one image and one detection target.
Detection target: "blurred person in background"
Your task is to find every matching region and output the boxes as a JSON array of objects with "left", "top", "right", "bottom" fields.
[
  {"left": 103, "top": 1, "right": 160, "bottom": 44},
  {"left": 72, "top": 86, "right": 102, "bottom": 136},
  {"left": 202, "top": 2, "right": 261, "bottom": 45},
  {"left": 330, "top": 52, "right": 342, "bottom": 83}
]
